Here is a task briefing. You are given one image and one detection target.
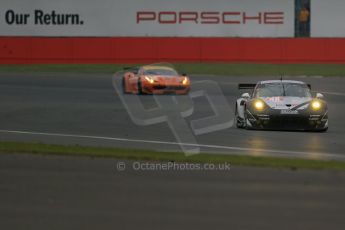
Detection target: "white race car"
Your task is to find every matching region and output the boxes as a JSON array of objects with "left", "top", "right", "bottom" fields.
[{"left": 235, "top": 80, "right": 328, "bottom": 131}]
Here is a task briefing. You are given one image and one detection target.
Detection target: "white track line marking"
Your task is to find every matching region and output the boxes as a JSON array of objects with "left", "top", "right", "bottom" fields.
[{"left": 0, "top": 129, "right": 344, "bottom": 160}]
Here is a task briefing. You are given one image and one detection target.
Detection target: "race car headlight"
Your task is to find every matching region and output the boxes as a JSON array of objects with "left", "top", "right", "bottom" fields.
[
  {"left": 311, "top": 100, "right": 321, "bottom": 110},
  {"left": 254, "top": 100, "right": 265, "bottom": 111},
  {"left": 144, "top": 76, "right": 154, "bottom": 84},
  {"left": 182, "top": 77, "right": 189, "bottom": 85}
]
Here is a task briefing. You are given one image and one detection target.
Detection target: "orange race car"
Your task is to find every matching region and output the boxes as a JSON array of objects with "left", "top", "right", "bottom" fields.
[{"left": 122, "top": 65, "right": 191, "bottom": 95}]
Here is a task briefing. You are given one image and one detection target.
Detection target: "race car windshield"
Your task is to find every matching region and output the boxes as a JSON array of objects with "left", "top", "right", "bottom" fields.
[
  {"left": 143, "top": 69, "right": 178, "bottom": 76},
  {"left": 255, "top": 83, "right": 311, "bottom": 98}
]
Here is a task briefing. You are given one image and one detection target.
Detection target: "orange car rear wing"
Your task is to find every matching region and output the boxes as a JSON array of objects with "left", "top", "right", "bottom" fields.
[{"left": 123, "top": 67, "right": 139, "bottom": 74}]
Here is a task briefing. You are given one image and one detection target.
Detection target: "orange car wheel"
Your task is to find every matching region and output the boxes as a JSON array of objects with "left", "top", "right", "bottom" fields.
[{"left": 138, "top": 78, "right": 143, "bottom": 94}]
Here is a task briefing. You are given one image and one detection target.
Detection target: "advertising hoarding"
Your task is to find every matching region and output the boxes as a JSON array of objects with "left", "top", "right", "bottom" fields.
[{"left": 0, "top": 0, "right": 294, "bottom": 37}]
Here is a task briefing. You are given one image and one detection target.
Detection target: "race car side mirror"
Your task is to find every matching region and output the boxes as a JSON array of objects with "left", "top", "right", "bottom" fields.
[
  {"left": 316, "top": 93, "right": 324, "bottom": 99},
  {"left": 241, "top": 93, "right": 250, "bottom": 99}
]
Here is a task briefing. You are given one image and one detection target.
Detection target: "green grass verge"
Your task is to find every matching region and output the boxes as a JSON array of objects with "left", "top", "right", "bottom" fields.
[
  {"left": 1, "top": 63, "right": 345, "bottom": 76},
  {"left": 1, "top": 141, "right": 345, "bottom": 171}
]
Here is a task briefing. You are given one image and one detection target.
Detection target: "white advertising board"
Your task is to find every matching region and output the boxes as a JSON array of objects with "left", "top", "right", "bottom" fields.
[
  {"left": 0, "top": 0, "right": 294, "bottom": 37},
  {"left": 311, "top": 0, "right": 345, "bottom": 37}
]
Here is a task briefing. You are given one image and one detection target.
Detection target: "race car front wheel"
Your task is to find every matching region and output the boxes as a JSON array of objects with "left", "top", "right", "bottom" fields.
[
  {"left": 138, "top": 78, "right": 143, "bottom": 94},
  {"left": 235, "top": 107, "right": 245, "bottom": 128},
  {"left": 315, "top": 126, "right": 328, "bottom": 132},
  {"left": 243, "top": 111, "right": 253, "bottom": 130}
]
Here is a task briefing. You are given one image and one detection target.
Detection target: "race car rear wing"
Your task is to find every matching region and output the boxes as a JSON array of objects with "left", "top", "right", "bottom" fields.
[{"left": 238, "top": 83, "right": 256, "bottom": 89}]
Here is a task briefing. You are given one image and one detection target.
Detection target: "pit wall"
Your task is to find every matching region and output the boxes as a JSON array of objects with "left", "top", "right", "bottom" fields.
[{"left": 1, "top": 37, "right": 345, "bottom": 64}]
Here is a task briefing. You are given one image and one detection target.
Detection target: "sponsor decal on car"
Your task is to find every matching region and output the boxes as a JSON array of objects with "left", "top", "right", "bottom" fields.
[{"left": 280, "top": 109, "right": 299, "bottom": 115}]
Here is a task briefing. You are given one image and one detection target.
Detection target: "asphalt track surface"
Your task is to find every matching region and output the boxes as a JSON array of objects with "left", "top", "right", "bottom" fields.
[
  {"left": 0, "top": 153, "right": 344, "bottom": 230},
  {"left": 0, "top": 72, "right": 345, "bottom": 159}
]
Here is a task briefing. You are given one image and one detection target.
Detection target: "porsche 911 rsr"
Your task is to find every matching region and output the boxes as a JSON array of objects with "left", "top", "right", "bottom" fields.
[
  {"left": 235, "top": 80, "right": 328, "bottom": 132},
  {"left": 122, "top": 65, "right": 190, "bottom": 95}
]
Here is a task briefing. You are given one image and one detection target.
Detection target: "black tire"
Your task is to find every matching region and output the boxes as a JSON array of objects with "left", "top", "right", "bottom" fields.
[
  {"left": 137, "top": 78, "right": 143, "bottom": 94},
  {"left": 316, "top": 126, "right": 328, "bottom": 132},
  {"left": 235, "top": 106, "right": 244, "bottom": 128},
  {"left": 244, "top": 119, "right": 249, "bottom": 129},
  {"left": 243, "top": 110, "right": 251, "bottom": 130}
]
